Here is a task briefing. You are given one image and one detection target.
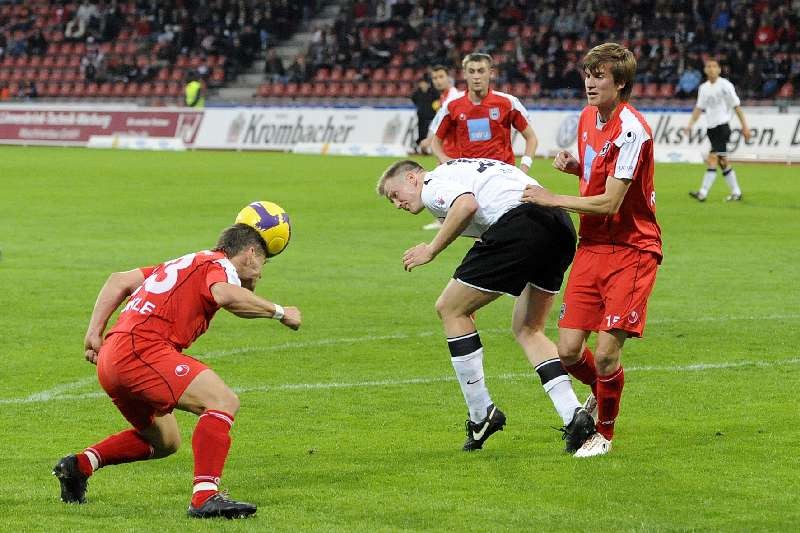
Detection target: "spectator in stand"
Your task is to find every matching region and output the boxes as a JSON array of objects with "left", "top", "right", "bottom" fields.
[
  {"left": 20, "top": 81, "right": 38, "bottom": 99},
  {"left": 676, "top": 63, "right": 702, "bottom": 98},
  {"left": 27, "top": 29, "right": 48, "bottom": 56},
  {"left": 263, "top": 48, "right": 285, "bottom": 83},
  {"left": 287, "top": 54, "right": 312, "bottom": 83},
  {"left": 0, "top": 81, "right": 10, "bottom": 101},
  {"left": 65, "top": 15, "right": 88, "bottom": 42}
]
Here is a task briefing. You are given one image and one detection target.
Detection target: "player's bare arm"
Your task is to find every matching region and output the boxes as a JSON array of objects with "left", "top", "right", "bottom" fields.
[
  {"left": 519, "top": 125, "right": 538, "bottom": 173},
  {"left": 681, "top": 107, "right": 703, "bottom": 135},
  {"left": 734, "top": 106, "right": 752, "bottom": 141},
  {"left": 522, "top": 175, "right": 631, "bottom": 215},
  {"left": 553, "top": 150, "right": 580, "bottom": 175},
  {"left": 403, "top": 193, "right": 478, "bottom": 271},
  {"left": 210, "top": 282, "right": 301, "bottom": 330},
  {"left": 430, "top": 135, "right": 452, "bottom": 163},
  {"left": 84, "top": 268, "right": 145, "bottom": 364}
]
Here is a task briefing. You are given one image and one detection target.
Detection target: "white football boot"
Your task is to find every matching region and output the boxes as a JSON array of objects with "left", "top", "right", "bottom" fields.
[{"left": 574, "top": 432, "right": 612, "bottom": 458}]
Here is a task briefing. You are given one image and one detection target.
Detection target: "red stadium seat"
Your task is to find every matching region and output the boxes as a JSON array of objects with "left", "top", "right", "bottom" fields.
[
  {"left": 284, "top": 82, "right": 299, "bottom": 97},
  {"left": 338, "top": 82, "right": 354, "bottom": 98},
  {"left": 298, "top": 82, "right": 313, "bottom": 97},
  {"left": 72, "top": 81, "right": 86, "bottom": 97},
  {"left": 85, "top": 83, "right": 99, "bottom": 97},
  {"left": 57, "top": 82, "right": 73, "bottom": 97},
  {"left": 312, "top": 82, "right": 327, "bottom": 97},
  {"left": 98, "top": 82, "right": 112, "bottom": 97},
  {"left": 329, "top": 66, "right": 343, "bottom": 81},
  {"left": 631, "top": 83, "right": 643, "bottom": 98},
  {"left": 314, "top": 68, "right": 330, "bottom": 81},
  {"left": 271, "top": 83, "right": 285, "bottom": 97},
  {"left": 256, "top": 83, "right": 271, "bottom": 97},
  {"left": 354, "top": 82, "right": 369, "bottom": 97},
  {"left": 512, "top": 82, "right": 527, "bottom": 97},
  {"left": 658, "top": 83, "right": 675, "bottom": 98},
  {"left": 644, "top": 83, "right": 659, "bottom": 98},
  {"left": 29, "top": 55, "right": 42, "bottom": 68},
  {"left": 386, "top": 67, "right": 400, "bottom": 81},
  {"left": 324, "top": 82, "right": 342, "bottom": 97},
  {"left": 372, "top": 68, "right": 386, "bottom": 81},
  {"left": 368, "top": 82, "right": 384, "bottom": 97}
]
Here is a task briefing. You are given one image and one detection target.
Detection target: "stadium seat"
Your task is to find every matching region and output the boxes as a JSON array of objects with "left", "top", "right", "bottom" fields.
[
  {"left": 270, "top": 83, "right": 285, "bottom": 97},
  {"left": 354, "top": 82, "right": 369, "bottom": 98},
  {"left": 98, "top": 82, "right": 112, "bottom": 97},
  {"left": 631, "top": 84, "right": 643, "bottom": 98},
  {"left": 256, "top": 83, "right": 272, "bottom": 97},
  {"left": 284, "top": 82, "right": 299, "bottom": 98},
  {"left": 312, "top": 82, "right": 326, "bottom": 97},
  {"left": 338, "top": 82, "right": 354, "bottom": 98},
  {"left": 298, "top": 82, "right": 313, "bottom": 97},
  {"left": 659, "top": 83, "right": 675, "bottom": 98},
  {"left": 644, "top": 83, "right": 659, "bottom": 98},
  {"left": 314, "top": 68, "right": 330, "bottom": 81}
]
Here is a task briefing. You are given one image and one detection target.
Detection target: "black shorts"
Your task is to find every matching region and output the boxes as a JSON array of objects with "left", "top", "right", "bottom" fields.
[
  {"left": 706, "top": 123, "right": 731, "bottom": 155},
  {"left": 453, "top": 203, "right": 577, "bottom": 297}
]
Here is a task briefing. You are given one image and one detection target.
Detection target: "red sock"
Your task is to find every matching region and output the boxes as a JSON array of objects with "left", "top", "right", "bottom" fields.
[
  {"left": 191, "top": 410, "right": 234, "bottom": 508},
  {"left": 80, "top": 429, "right": 154, "bottom": 475},
  {"left": 564, "top": 346, "right": 598, "bottom": 396},
  {"left": 596, "top": 366, "right": 625, "bottom": 440}
]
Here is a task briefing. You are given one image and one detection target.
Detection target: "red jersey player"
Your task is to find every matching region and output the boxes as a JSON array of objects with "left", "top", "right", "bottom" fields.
[
  {"left": 53, "top": 223, "right": 302, "bottom": 518},
  {"left": 431, "top": 53, "right": 538, "bottom": 174},
  {"left": 522, "top": 43, "right": 662, "bottom": 457},
  {"left": 420, "top": 64, "right": 463, "bottom": 159}
]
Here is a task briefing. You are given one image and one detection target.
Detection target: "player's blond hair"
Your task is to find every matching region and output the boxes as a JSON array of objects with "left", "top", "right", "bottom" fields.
[
  {"left": 461, "top": 53, "right": 493, "bottom": 70},
  {"left": 376, "top": 160, "right": 424, "bottom": 196},
  {"left": 583, "top": 42, "right": 637, "bottom": 102}
]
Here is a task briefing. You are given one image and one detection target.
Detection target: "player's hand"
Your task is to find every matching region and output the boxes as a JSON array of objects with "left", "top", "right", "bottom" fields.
[
  {"left": 742, "top": 127, "right": 752, "bottom": 142},
  {"left": 403, "top": 243, "right": 435, "bottom": 271},
  {"left": 279, "top": 306, "right": 302, "bottom": 330},
  {"left": 553, "top": 150, "right": 579, "bottom": 175},
  {"left": 521, "top": 184, "right": 558, "bottom": 207},
  {"left": 84, "top": 331, "right": 103, "bottom": 365}
]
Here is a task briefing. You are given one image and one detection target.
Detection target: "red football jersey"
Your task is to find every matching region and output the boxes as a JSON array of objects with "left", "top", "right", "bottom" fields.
[
  {"left": 575, "top": 102, "right": 662, "bottom": 259},
  {"left": 438, "top": 87, "right": 461, "bottom": 158},
  {"left": 434, "top": 89, "right": 529, "bottom": 165},
  {"left": 107, "top": 250, "right": 241, "bottom": 350}
]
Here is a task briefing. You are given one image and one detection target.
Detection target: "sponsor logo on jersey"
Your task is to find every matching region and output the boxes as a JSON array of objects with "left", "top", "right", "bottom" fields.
[
  {"left": 489, "top": 107, "right": 500, "bottom": 120},
  {"left": 467, "top": 118, "right": 492, "bottom": 141},
  {"left": 175, "top": 364, "right": 190, "bottom": 376}
]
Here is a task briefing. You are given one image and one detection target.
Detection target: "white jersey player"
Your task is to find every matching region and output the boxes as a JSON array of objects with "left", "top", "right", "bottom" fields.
[
  {"left": 684, "top": 59, "right": 752, "bottom": 202},
  {"left": 376, "top": 158, "right": 595, "bottom": 454}
]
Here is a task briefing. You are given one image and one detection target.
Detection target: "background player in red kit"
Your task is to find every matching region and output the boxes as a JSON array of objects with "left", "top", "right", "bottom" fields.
[
  {"left": 53, "top": 223, "right": 302, "bottom": 518},
  {"left": 522, "top": 43, "right": 662, "bottom": 457},
  {"left": 431, "top": 53, "right": 538, "bottom": 175}
]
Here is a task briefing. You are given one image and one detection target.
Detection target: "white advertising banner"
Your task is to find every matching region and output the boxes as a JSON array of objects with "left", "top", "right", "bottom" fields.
[{"left": 194, "top": 106, "right": 800, "bottom": 162}]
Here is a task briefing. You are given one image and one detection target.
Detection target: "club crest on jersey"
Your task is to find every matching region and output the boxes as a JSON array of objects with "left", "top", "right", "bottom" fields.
[
  {"left": 175, "top": 364, "right": 190, "bottom": 376},
  {"left": 598, "top": 141, "right": 611, "bottom": 157},
  {"left": 628, "top": 310, "right": 639, "bottom": 324},
  {"left": 435, "top": 195, "right": 446, "bottom": 207},
  {"left": 459, "top": 113, "right": 467, "bottom": 120},
  {"left": 582, "top": 131, "right": 588, "bottom": 142},
  {"left": 489, "top": 107, "right": 500, "bottom": 120}
]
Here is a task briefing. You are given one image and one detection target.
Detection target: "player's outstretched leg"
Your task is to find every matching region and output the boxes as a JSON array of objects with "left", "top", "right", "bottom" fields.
[{"left": 53, "top": 428, "right": 157, "bottom": 504}]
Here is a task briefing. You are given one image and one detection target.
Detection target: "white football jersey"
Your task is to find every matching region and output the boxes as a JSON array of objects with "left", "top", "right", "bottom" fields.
[
  {"left": 697, "top": 77, "right": 741, "bottom": 129},
  {"left": 421, "top": 158, "right": 540, "bottom": 238}
]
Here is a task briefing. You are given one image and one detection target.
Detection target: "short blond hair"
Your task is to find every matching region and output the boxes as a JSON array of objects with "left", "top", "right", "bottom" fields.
[
  {"left": 376, "top": 159, "right": 423, "bottom": 196},
  {"left": 461, "top": 52, "right": 493, "bottom": 70},
  {"left": 583, "top": 42, "right": 637, "bottom": 102}
]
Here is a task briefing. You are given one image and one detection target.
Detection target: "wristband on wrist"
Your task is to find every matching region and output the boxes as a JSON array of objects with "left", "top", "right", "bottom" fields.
[
  {"left": 521, "top": 155, "right": 533, "bottom": 167},
  {"left": 272, "top": 304, "right": 285, "bottom": 320}
]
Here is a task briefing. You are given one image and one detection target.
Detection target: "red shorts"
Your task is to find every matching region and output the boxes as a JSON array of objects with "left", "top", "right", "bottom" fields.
[
  {"left": 97, "top": 333, "right": 209, "bottom": 430},
  {"left": 558, "top": 243, "right": 660, "bottom": 337}
]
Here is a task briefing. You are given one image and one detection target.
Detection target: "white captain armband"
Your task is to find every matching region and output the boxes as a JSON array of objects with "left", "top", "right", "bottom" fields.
[
  {"left": 520, "top": 156, "right": 533, "bottom": 168},
  {"left": 272, "top": 304, "right": 285, "bottom": 320}
]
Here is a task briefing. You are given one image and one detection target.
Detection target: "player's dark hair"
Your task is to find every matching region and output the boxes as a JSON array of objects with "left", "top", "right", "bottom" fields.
[
  {"left": 214, "top": 223, "right": 269, "bottom": 258},
  {"left": 583, "top": 42, "right": 637, "bottom": 102},
  {"left": 429, "top": 64, "right": 449, "bottom": 73},
  {"left": 376, "top": 159, "right": 424, "bottom": 196}
]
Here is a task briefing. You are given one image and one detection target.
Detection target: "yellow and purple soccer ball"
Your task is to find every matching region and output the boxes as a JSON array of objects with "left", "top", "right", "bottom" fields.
[{"left": 235, "top": 201, "right": 291, "bottom": 257}]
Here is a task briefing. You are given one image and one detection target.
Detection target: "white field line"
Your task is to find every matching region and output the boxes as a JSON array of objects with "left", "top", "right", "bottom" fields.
[
  {"left": 5, "top": 313, "right": 798, "bottom": 406},
  {"left": 2, "top": 357, "right": 798, "bottom": 406}
]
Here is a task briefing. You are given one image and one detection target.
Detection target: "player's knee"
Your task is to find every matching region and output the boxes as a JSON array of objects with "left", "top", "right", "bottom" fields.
[
  {"left": 557, "top": 338, "right": 583, "bottom": 362},
  {"left": 434, "top": 295, "right": 452, "bottom": 320},
  {"left": 512, "top": 322, "right": 544, "bottom": 343},
  {"left": 158, "top": 435, "right": 181, "bottom": 457},
  {"left": 218, "top": 389, "right": 240, "bottom": 415},
  {"left": 594, "top": 351, "right": 620, "bottom": 375}
]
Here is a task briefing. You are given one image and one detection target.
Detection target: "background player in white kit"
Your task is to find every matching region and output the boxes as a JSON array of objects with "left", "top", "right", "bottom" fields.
[
  {"left": 684, "top": 59, "right": 752, "bottom": 202},
  {"left": 376, "top": 158, "right": 595, "bottom": 453}
]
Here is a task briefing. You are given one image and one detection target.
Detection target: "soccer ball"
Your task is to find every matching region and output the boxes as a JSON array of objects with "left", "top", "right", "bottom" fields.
[{"left": 235, "top": 201, "right": 291, "bottom": 257}]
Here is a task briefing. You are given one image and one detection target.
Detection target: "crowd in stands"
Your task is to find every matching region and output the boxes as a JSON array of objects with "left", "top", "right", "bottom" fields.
[
  {"left": 259, "top": 0, "right": 799, "bottom": 101},
  {"left": 0, "top": 0, "right": 797, "bottom": 102},
  {"left": 0, "top": 0, "right": 313, "bottom": 100}
]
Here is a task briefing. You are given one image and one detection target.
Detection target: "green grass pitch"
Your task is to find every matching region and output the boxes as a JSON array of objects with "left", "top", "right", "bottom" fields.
[{"left": 1, "top": 146, "right": 798, "bottom": 531}]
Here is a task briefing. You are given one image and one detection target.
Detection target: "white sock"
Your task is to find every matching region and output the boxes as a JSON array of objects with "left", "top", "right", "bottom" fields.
[
  {"left": 699, "top": 168, "right": 717, "bottom": 197},
  {"left": 722, "top": 167, "right": 741, "bottom": 195},
  {"left": 535, "top": 358, "right": 581, "bottom": 425},
  {"left": 448, "top": 332, "right": 493, "bottom": 423},
  {"left": 84, "top": 448, "right": 100, "bottom": 471}
]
